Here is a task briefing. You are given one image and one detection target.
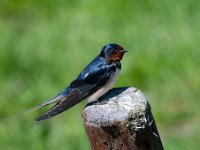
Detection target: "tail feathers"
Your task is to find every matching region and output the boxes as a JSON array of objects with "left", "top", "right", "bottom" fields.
[
  {"left": 0, "top": 94, "right": 65, "bottom": 121},
  {"left": 35, "top": 94, "right": 65, "bottom": 109},
  {"left": 35, "top": 89, "right": 85, "bottom": 121}
]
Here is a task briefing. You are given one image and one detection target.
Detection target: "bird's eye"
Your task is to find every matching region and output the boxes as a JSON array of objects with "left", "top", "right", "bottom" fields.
[
  {"left": 108, "top": 47, "right": 117, "bottom": 54},
  {"left": 113, "top": 49, "right": 118, "bottom": 53},
  {"left": 109, "top": 48, "right": 115, "bottom": 52}
]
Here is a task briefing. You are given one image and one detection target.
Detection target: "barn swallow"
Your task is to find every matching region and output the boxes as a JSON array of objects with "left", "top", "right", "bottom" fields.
[{"left": 27, "top": 43, "right": 127, "bottom": 121}]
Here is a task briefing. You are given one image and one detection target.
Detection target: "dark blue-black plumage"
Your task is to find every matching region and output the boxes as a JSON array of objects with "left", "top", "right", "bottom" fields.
[{"left": 35, "top": 43, "right": 127, "bottom": 121}]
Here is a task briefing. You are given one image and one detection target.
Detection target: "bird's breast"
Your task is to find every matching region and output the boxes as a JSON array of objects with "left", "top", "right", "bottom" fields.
[{"left": 87, "top": 68, "right": 120, "bottom": 103}]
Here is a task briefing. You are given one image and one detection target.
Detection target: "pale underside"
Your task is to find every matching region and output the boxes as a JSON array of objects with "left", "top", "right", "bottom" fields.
[{"left": 87, "top": 68, "right": 120, "bottom": 103}]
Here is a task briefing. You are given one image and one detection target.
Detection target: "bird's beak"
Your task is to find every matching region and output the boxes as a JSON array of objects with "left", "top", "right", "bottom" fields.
[{"left": 120, "top": 50, "right": 128, "bottom": 53}]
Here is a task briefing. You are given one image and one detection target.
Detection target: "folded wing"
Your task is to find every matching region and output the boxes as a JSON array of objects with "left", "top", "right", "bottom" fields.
[{"left": 35, "top": 61, "right": 117, "bottom": 121}]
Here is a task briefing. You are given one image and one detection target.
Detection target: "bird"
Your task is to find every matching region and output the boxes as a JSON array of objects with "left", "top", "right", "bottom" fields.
[{"left": 24, "top": 43, "right": 127, "bottom": 121}]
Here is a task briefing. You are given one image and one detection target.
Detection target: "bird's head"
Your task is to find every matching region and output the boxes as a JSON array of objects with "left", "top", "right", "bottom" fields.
[{"left": 100, "top": 43, "right": 128, "bottom": 62}]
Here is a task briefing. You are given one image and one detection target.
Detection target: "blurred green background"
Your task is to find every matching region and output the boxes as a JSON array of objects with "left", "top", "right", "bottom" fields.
[{"left": 0, "top": 0, "right": 199, "bottom": 149}]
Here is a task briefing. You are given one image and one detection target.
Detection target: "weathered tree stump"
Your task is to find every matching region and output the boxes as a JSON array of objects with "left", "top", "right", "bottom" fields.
[{"left": 82, "top": 87, "right": 163, "bottom": 150}]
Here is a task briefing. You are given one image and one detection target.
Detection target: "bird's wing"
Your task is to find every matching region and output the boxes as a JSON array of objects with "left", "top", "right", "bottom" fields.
[{"left": 35, "top": 63, "right": 117, "bottom": 121}]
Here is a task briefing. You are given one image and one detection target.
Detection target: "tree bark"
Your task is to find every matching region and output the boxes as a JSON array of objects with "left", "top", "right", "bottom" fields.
[{"left": 82, "top": 87, "right": 164, "bottom": 150}]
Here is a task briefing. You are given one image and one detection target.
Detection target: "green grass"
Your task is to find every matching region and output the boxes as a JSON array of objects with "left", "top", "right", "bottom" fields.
[{"left": 0, "top": 0, "right": 200, "bottom": 149}]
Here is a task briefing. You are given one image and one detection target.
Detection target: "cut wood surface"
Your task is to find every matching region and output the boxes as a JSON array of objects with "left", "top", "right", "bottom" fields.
[{"left": 82, "top": 87, "right": 164, "bottom": 150}]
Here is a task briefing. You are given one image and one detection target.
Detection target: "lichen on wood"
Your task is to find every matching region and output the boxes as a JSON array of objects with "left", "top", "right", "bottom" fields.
[{"left": 82, "top": 87, "right": 163, "bottom": 150}]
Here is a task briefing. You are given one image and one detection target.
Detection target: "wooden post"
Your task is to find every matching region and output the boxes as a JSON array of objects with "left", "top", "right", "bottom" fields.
[{"left": 82, "top": 87, "right": 164, "bottom": 150}]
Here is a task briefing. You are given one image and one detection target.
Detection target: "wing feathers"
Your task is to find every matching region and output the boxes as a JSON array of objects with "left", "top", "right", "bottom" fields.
[
  {"left": 35, "top": 58, "right": 118, "bottom": 121},
  {"left": 35, "top": 88, "right": 86, "bottom": 121}
]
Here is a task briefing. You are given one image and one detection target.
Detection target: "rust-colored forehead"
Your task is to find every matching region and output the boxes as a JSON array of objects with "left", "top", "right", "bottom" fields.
[{"left": 117, "top": 45, "right": 124, "bottom": 50}]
